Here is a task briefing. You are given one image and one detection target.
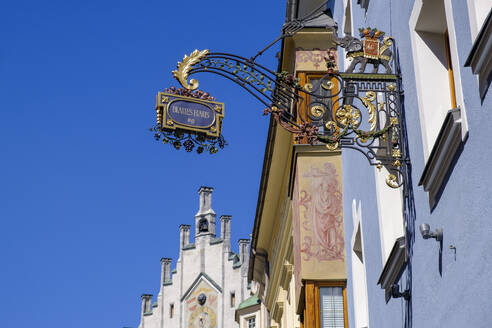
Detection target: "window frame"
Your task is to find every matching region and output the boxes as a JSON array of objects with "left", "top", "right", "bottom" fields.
[
  {"left": 444, "top": 30, "right": 457, "bottom": 109},
  {"left": 466, "top": 0, "right": 492, "bottom": 41},
  {"left": 342, "top": 0, "right": 353, "bottom": 37},
  {"left": 305, "top": 281, "right": 348, "bottom": 328},
  {"left": 351, "top": 200, "right": 370, "bottom": 327},
  {"left": 245, "top": 315, "right": 256, "bottom": 328},
  {"left": 409, "top": 0, "right": 468, "bottom": 209},
  {"left": 409, "top": 0, "right": 468, "bottom": 156},
  {"left": 465, "top": 7, "right": 492, "bottom": 99}
]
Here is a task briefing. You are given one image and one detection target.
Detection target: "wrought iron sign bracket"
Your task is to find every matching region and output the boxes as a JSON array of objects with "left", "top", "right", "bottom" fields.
[{"left": 154, "top": 27, "right": 410, "bottom": 189}]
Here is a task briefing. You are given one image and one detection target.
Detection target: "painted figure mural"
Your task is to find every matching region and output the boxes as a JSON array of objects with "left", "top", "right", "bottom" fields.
[{"left": 299, "top": 162, "right": 344, "bottom": 261}]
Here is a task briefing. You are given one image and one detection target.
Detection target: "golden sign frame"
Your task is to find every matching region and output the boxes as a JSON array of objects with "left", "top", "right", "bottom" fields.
[{"left": 155, "top": 92, "right": 225, "bottom": 138}]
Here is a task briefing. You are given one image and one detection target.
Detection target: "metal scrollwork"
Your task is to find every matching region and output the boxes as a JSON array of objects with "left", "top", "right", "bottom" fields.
[
  {"left": 165, "top": 27, "right": 408, "bottom": 188},
  {"left": 335, "top": 105, "right": 361, "bottom": 128},
  {"left": 321, "top": 80, "right": 335, "bottom": 90},
  {"left": 310, "top": 105, "right": 325, "bottom": 119},
  {"left": 360, "top": 91, "right": 377, "bottom": 131}
]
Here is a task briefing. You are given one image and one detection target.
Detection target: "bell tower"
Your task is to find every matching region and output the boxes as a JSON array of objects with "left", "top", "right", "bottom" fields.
[{"left": 195, "top": 186, "right": 216, "bottom": 237}]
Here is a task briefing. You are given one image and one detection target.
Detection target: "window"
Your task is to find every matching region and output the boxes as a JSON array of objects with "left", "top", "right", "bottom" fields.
[
  {"left": 320, "top": 288, "right": 344, "bottom": 328},
  {"left": 230, "top": 292, "right": 235, "bottom": 307},
  {"left": 318, "top": 283, "right": 348, "bottom": 328},
  {"left": 466, "top": 0, "right": 492, "bottom": 41},
  {"left": 169, "top": 304, "right": 174, "bottom": 318},
  {"left": 342, "top": 0, "right": 353, "bottom": 36},
  {"left": 296, "top": 0, "right": 335, "bottom": 19},
  {"left": 465, "top": 5, "right": 492, "bottom": 98},
  {"left": 341, "top": 0, "right": 354, "bottom": 70},
  {"left": 374, "top": 164, "right": 407, "bottom": 301},
  {"left": 198, "top": 218, "right": 209, "bottom": 233},
  {"left": 296, "top": 73, "right": 340, "bottom": 144},
  {"left": 409, "top": 0, "right": 465, "bottom": 156},
  {"left": 351, "top": 200, "right": 369, "bottom": 328},
  {"left": 374, "top": 166, "right": 404, "bottom": 264},
  {"left": 247, "top": 316, "right": 256, "bottom": 328},
  {"left": 410, "top": 0, "right": 467, "bottom": 208},
  {"left": 444, "top": 31, "right": 457, "bottom": 108},
  {"left": 356, "top": 0, "right": 369, "bottom": 12},
  {"left": 303, "top": 281, "right": 348, "bottom": 328}
]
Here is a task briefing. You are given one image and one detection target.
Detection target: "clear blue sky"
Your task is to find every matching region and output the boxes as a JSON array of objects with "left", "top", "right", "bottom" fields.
[{"left": 0, "top": 1, "right": 284, "bottom": 327}]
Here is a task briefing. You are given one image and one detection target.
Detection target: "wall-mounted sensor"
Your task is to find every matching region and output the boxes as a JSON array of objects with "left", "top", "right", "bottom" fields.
[{"left": 419, "top": 223, "right": 443, "bottom": 241}]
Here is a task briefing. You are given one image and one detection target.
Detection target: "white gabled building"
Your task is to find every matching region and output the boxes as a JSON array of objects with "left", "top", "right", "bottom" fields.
[{"left": 138, "top": 186, "right": 251, "bottom": 328}]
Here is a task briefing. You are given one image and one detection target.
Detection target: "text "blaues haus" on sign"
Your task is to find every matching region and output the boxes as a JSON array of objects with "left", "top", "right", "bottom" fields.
[{"left": 168, "top": 100, "right": 215, "bottom": 128}]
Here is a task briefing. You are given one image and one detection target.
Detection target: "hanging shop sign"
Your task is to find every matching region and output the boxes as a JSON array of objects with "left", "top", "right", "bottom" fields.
[
  {"left": 155, "top": 92, "right": 224, "bottom": 138},
  {"left": 152, "top": 87, "right": 226, "bottom": 154}
]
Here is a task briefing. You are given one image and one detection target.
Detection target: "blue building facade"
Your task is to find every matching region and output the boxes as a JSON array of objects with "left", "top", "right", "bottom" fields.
[{"left": 332, "top": 1, "right": 492, "bottom": 327}]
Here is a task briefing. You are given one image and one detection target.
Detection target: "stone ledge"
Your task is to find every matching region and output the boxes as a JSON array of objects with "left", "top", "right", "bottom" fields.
[
  {"left": 377, "top": 236, "right": 407, "bottom": 303},
  {"left": 182, "top": 243, "right": 196, "bottom": 250},
  {"left": 210, "top": 237, "right": 223, "bottom": 245},
  {"left": 419, "top": 108, "right": 463, "bottom": 210},
  {"left": 228, "top": 252, "right": 239, "bottom": 261}
]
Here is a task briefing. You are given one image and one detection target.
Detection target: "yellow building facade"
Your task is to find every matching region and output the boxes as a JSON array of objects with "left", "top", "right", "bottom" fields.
[{"left": 247, "top": 12, "right": 349, "bottom": 328}]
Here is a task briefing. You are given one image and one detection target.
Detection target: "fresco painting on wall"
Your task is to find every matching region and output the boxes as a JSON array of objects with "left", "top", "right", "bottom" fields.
[
  {"left": 185, "top": 280, "right": 218, "bottom": 328},
  {"left": 299, "top": 162, "right": 344, "bottom": 262},
  {"left": 295, "top": 49, "right": 338, "bottom": 71},
  {"left": 292, "top": 152, "right": 346, "bottom": 299}
]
